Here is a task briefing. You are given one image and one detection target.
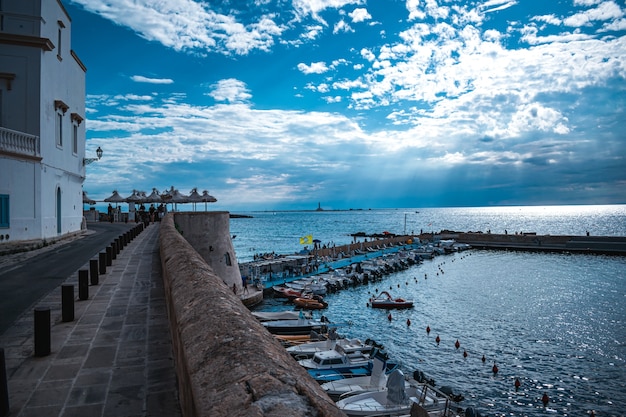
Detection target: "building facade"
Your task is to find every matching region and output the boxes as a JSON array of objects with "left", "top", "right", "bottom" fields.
[{"left": 0, "top": 0, "right": 87, "bottom": 245}]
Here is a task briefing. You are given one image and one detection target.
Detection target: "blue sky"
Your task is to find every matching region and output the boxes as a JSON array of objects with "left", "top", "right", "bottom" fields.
[{"left": 69, "top": 0, "right": 626, "bottom": 211}]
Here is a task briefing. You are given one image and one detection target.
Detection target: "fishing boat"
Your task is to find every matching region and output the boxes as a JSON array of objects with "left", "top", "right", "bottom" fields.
[
  {"left": 320, "top": 353, "right": 388, "bottom": 400},
  {"left": 306, "top": 350, "right": 399, "bottom": 383},
  {"left": 272, "top": 285, "right": 303, "bottom": 299},
  {"left": 335, "top": 369, "right": 453, "bottom": 417},
  {"left": 298, "top": 343, "right": 372, "bottom": 370},
  {"left": 252, "top": 310, "right": 311, "bottom": 321},
  {"left": 262, "top": 312, "right": 329, "bottom": 335},
  {"left": 369, "top": 291, "right": 414, "bottom": 309},
  {"left": 292, "top": 292, "right": 328, "bottom": 309},
  {"left": 287, "top": 331, "right": 377, "bottom": 359}
]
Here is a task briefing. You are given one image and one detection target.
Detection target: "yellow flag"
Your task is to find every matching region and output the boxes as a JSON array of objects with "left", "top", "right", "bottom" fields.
[{"left": 299, "top": 235, "right": 313, "bottom": 245}]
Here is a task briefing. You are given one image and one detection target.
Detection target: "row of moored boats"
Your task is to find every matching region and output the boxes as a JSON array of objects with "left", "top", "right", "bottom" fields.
[{"left": 252, "top": 311, "right": 482, "bottom": 417}]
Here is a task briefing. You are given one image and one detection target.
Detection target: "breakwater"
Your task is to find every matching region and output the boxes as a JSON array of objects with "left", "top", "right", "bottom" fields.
[
  {"left": 159, "top": 214, "right": 345, "bottom": 417},
  {"left": 435, "top": 232, "right": 626, "bottom": 255}
]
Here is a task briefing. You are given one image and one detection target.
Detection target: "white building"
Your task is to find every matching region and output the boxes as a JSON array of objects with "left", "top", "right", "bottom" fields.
[{"left": 0, "top": 0, "right": 88, "bottom": 247}]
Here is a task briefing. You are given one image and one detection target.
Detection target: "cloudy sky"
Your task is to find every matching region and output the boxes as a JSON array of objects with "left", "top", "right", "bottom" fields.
[{"left": 69, "top": 0, "right": 626, "bottom": 211}]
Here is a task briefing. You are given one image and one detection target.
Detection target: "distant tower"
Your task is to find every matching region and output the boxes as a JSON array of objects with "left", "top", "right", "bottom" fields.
[{"left": 316, "top": 202, "right": 323, "bottom": 211}]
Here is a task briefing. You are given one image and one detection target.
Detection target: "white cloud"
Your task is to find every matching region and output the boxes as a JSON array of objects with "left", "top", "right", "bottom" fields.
[
  {"left": 131, "top": 75, "right": 174, "bottom": 84},
  {"left": 333, "top": 19, "right": 354, "bottom": 34},
  {"left": 207, "top": 79, "right": 252, "bottom": 103},
  {"left": 70, "top": 0, "right": 284, "bottom": 55},
  {"left": 349, "top": 8, "right": 371, "bottom": 23},
  {"left": 563, "top": 1, "right": 624, "bottom": 27},
  {"left": 292, "top": 0, "right": 365, "bottom": 22},
  {"left": 298, "top": 61, "right": 330, "bottom": 74}
]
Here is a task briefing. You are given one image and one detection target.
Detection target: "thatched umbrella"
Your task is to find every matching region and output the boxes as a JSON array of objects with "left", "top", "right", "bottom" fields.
[
  {"left": 201, "top": 190, "right": 217, "bottom": 211},
  {"left": 187, "top": 188, "right": 204, "bottom": 211},
  {"left": 104, "top": 190, "right": 126, "bottom": 207}
]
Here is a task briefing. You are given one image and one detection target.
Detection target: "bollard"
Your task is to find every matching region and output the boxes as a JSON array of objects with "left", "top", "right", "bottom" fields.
[
  {"left": 105, "top": 246, "right": 112, "bottom": 266},
  {"left": 61, "top": 284, "right": 74, "bottom": 322},
  {"left": 1, "top": 348, "right": 9, "bottom": 417},
  {"left": 89, "top": 259, "right": 99, "bottom": 285},
  {"left": 99, "top": 252, "right": 107, "bottom": 274},
  {"left": 117, "top": 236, "right": 123, "bottom": 250},
  {"left": 34, "top": 307, "right": 50, "bottom": 357},
  {"left": 110, "top": 242, "right": 117, "bottom": 260},
  {"left": 78, "top": 269, "right": 89, "bottom": 300}
]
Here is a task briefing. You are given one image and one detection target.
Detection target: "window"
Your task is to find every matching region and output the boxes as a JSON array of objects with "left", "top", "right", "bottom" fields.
[
  {"left": 72, "top": 123, "right": 77, "bottom": 154},
  {"left": 0, "top": 194, "right": 9, "bottom": 228},
  {"left": 56, "top": 111, "right": 63, "bottom": 146},
  {"left": 54, "top": 100, "right": 68, "bottom": 147},
  {"left": 70, "top": 113, "right": 83, "bottom": 155},
  {"left": 57, "top": 20, "right": 65, "bottom": 60}
]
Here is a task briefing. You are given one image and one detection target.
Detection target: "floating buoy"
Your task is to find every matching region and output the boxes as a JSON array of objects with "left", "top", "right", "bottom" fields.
[
  {"left": 388, "top": 313, "right": 392, "bottom": 321},
  {"left": 435, "top": 335, "right": 440, "bottom": 345},
  {"left": 397, "top": 284, "right": 400, "bottom": 288},
  {"left": 463, "top": 350, "right": 467, "bottom": 358},
  {"left": 426, "top": 325, "right": 431, "bottom": 334},
  {"left": 541, "top": 392, "right": 549, "bottom": 407},
  {"left": 492, "top": 363, "right": 499, "bottom": 375},
  {"left": 514, "top": 378, "right": 521, "bottom": 391},
  {"left": 481, "top": 355, "right": 486, "bottom": 363},
  {"left": 406, "top": 318, "right": 411, "bottom": 326},
  {"left": 455, "top": 340, "right": 460, "bottom": 349}
]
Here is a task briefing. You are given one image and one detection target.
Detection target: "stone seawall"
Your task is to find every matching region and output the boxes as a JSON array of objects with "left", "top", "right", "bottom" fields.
[
  {"left": 159, "top": 213, "right": 346, "bottom": 417},
  {"left": 434, "top": 232, "right": 626, "bottom": 255}
]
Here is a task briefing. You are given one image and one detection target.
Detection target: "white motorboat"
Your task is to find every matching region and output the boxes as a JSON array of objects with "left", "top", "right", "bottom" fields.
[
  {"left": 287, "top": 331, "right": 376, "bottom": 359},
  {"left": 320, "top": 353, "right": 388, "bottom": 400},
  {"left": 336, "top": 369, "right": 449, "bottom": 417},
  {"left": 298, "top": 343, "right": 372, "bottom": 370}
]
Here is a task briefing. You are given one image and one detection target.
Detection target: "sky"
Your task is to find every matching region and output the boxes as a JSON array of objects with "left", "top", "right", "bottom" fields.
[{"left": 68, "top": 0, "right": 626, "bottom": 211}]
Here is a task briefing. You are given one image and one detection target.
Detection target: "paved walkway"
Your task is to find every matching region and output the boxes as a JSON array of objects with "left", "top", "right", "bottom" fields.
[{"left": 0, "top": 223, "right": 181, "bottom": 417}]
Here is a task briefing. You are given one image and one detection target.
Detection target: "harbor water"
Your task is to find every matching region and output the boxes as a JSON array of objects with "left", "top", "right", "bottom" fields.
[{"left": 230, "top": 205, "right": 626, "bottom": 416}]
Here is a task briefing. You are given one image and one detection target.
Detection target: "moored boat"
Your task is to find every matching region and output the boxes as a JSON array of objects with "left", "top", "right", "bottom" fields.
[
  {"left": 369, "top": 291, "right": 414, "bottom": 309},
  {"left": 335, "top": 369, "right": 454, "bottom": 417}
]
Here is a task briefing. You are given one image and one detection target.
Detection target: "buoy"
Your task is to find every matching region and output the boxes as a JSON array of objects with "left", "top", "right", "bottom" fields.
[
  {"left": 435, "top": 335, "right": 440, "bottom": 344},
  {"left": 406, "top": 318, "right": 411, "bottom": 326},
  {"left": 541, "top": 392, "right": 549, "bottom": 407},
  {"left": 455, "top": 340, "right": 460, "bottom": 349},
  {"left": 481, "top": 355, "right": 486, "bottom": 363},
  {"left": 492, "top": 363, "right": 499, "bottom": 375},
  {"left": 514, "top": 378, "right": 521, "bottom": 391},
  {"left": 388, "top": 313, "right": 392, "bottom": 321},
  {"left": 397, "top": 284, "right": 400, "bottom": 288},
  {"left": 426, "top": 325, "right": 431, "bottom": 334},
  {"left": 463, "top": 350, "right": 467, "bottom": 358}
]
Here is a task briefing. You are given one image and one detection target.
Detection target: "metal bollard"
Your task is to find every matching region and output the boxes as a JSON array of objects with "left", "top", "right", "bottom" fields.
[
  {"left": 78, "top": 269, "right": 89, "bottom": 300},
  {"left": 110, "top": 242, "right": 117, "bottom": 260},
  {"left": 1, "top": 348, "right": 9, "bottom": 417},
  {"left": 105, "top": 246, "right": 112, "bottom": 266},
  {"left": 99, "top": 251, "right": 107, "bottom": 274},
  {"left": 34, "top": 307, "right": 50, "bottom": 357},
  {"left": 61, "top": 284, "right": 74, "bottom": 322},
  {"left": 89, "top": 259, "right": 99, "bottom": 285},
  {"left": 117, "top": 236, "right": 123, "bottom": 250}
]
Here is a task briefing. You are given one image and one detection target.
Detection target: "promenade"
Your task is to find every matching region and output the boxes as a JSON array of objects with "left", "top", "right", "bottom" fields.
[{"left": 0, "top": 223, "right": 181, "bottom": 417}]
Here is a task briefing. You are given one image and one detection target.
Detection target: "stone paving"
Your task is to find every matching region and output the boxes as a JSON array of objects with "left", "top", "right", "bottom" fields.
[{"left": 0, "top": 223, "right": 181, "bottom": 417}]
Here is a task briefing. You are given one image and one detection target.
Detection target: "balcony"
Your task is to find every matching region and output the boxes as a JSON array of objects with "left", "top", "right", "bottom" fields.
[{"left": 0, "top": 127, "right": 41, "bottom": 159}]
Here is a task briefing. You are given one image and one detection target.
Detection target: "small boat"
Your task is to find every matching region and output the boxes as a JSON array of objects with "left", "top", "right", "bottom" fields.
[
  {"left": 272, "top": 285, "right": 303, "bottom": 299},
  {"left": 369, "top": 291, "right": 414, "bottom": 309},
  {"left": 252, "top": 310, "right": 311, "bottom": 322},
  {"left": 320, "top": 352, "right": 388, "bottom": 400},
  {"left": 293, "top": 293, "right": 328, "bottom": 310},
  {"left": 287, "top": 331, "right": 377, "bottom": 359},
  {"left": 262, "top": 313, "right": 328, "bottom": 335},
  {"left": 306, "top": 350, "right": 399, "bottom": 383},
  {"left": 298, "top": 343, "right": 372, "bottom": 370},
  {"left": 336, "top": 369, "right": 451, "bottom": 416}
]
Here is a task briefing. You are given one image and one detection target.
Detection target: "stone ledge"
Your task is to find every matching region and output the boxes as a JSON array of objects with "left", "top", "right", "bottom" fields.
[{"left": 159, "top": 214, "right": 346, "bottom": 417}]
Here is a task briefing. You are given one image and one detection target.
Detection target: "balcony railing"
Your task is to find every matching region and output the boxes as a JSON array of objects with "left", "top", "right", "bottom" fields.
[{"left": 0, "top": 127, "right": 40, "bottom": 158}]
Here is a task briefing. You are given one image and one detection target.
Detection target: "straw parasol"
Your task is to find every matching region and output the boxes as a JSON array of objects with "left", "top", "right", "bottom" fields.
[
  {"left": 104, "top": 190, "right": 126, "bottom": 207},
  {"left": 187, "top": 188, "right": 204, "bottom": 211},
  {"left": 201, "top": 190, "right": 217, "bottom": 211}
]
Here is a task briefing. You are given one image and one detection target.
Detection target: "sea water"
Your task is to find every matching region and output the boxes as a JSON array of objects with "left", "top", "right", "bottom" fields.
[{"left": 230, "top": 205, "right": 626, "bottom": 416}]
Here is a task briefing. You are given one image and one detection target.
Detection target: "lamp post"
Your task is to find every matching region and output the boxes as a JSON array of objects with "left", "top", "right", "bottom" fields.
[{"left": 83, "top": 146, "right": 103, "bottom": 165}]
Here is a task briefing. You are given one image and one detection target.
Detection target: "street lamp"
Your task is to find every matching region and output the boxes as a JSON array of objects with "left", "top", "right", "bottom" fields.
[{"left": 83, "top": 146, "right": 103, "bottom": 165}]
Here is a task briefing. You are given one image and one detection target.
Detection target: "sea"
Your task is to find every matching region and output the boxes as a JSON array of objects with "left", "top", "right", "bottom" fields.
[{"left": 229, "top": 205, "right": 626, "bottom": 417}]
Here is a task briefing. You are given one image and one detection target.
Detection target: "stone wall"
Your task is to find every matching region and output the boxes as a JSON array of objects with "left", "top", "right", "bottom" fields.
[{"left": 159, "top": 213, "right": 346, "bottom": 417}]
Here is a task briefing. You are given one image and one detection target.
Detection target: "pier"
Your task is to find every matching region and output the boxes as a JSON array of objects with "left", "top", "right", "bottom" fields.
[{"left": 436, "top": 232, "right": 626, "bottom": 255}]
